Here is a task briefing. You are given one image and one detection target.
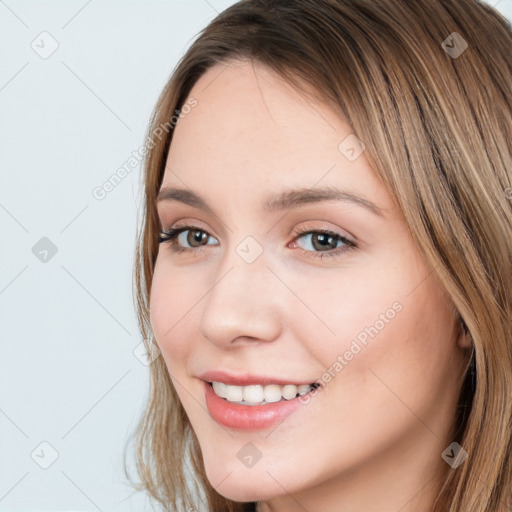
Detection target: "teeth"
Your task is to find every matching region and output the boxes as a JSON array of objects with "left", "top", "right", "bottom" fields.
[
  {"left": 263, "top": 384, "right": 282, "bottom": 403},
  {"left": 243, "top": 385, "right": 265, "bottom": 403},
  {"left": 282, "top": 384, "right": 299, "bottom": 400},
  {"left": 211, "top": 381, "right": 319, "bottom": 405}
]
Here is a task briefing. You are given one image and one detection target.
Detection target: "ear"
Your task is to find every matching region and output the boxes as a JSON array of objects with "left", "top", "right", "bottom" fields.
[{"left": 456, "top": 312, "right": 472, "bottom": 349}]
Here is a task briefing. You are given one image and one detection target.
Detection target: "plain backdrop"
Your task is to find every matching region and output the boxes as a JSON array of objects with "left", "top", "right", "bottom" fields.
[{"left": 1, "top": 1, "right": 511, "bottom": 511}]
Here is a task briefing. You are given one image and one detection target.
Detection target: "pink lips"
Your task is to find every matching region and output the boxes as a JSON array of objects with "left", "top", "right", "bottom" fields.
[
  {"left": 198, "top": 369, "right": 317, "bottom": 387},
  {"left": 203, "top": 380, "right": 321, "bottom": 431}
]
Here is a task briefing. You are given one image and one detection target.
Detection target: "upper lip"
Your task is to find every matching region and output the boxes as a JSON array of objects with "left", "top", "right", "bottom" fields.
[{"left": 199, "top": 370, "right": 317, "bottom": 387}]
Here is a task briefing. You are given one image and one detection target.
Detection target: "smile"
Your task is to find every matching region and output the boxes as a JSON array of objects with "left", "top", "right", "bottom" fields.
[
  {"left": 203, "top": 380, "right": 322, "bottom": 430},
  {"left": 211, "top": 381, "right": 320, "bottom": 405}
]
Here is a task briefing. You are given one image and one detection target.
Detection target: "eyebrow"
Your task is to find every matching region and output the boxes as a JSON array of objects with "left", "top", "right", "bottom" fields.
[{"left": 156, "top": 185, "right": 384, "bottom": 217}]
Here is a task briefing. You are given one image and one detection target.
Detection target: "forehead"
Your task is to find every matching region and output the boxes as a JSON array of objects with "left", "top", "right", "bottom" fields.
[
  {"left": 179, "top": 59, "right": 342, "bottom": 149},
  {"left": 167, "top": 59, "right": 347, "bottom": 161},
  {"left": 161, "top": 60, "right": 396, "bottom": 217}
]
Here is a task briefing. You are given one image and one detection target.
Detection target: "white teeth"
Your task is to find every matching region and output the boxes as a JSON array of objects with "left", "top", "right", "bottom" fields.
[
  {"left": 243, "top": 385, "right": 264, "bottom": 403},
  {"left": 211, "top": 381, "right": 318, "bottom": 405},
  {"left": 281, "top": 384, "right": 299, "bottom": 400},
  {"left": 263, "top": 384, "right": 282, "bottom": 403},
  {"left": 212, "top": 381, "right": 229, "bottom": 398},
  {"left": 225, "top": 384, "right": 243, "bottom": 402},
  {"left": 297, "top": 384, "right": 311, "bottom": 395}
]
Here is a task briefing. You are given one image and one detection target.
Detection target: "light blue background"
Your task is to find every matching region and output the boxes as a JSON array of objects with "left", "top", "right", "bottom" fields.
[{"left": 1, "top": 1, "right": 511, "bottom": 511}]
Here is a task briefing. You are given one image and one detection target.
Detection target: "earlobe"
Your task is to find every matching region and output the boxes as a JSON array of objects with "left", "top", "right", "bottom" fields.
[
  {"left": 458, "top": 329, "right": 472, "bottom": 349},
  {"left": 456, "top": 312, "right": 472, "bottom": 349}
]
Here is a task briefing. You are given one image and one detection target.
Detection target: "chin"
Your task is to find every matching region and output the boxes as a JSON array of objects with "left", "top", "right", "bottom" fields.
[
  {"left": 203, "top": 462, "right": 288, "bottom": 503},
  {"left": 212, "top": 484, "right": 276, "bottom": 504}
]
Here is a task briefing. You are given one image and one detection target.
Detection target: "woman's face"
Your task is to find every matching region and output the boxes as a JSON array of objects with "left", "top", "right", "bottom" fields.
[{"left": 150, "top": 59, "right": 470, "bottom": 508}]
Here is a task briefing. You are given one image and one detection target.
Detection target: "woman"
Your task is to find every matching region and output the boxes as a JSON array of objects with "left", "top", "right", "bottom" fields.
[{"left": 124, "top": 1, "right": 512, "bottom": 511}]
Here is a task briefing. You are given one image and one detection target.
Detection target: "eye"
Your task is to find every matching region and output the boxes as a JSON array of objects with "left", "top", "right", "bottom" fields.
[
  {"left": 158, "top": 224, "right": 218, "bottom": 254},
  {"left": 158, "top": 224, "right": 356, "bottom": 259},
  {"left": 290, "top": 227, "right": 356, "bottom": 259}
]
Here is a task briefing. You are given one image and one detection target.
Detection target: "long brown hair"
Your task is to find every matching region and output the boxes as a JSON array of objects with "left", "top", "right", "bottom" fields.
[{"left": 123, "top": 1, "right": 512, "bottom": 510}]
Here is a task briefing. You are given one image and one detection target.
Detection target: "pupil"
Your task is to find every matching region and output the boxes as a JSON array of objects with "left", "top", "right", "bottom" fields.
[
  {"left": 190, "top": 230, "right": 206, "bottom": 246},
  {"left": 314, "top": 233, "right": 335, "bottom": 250}
]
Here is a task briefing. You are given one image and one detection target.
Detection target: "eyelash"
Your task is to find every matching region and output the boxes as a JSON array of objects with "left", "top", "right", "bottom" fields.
[{"left": 158, "top": 224, "right": 356, "bottom": 260}]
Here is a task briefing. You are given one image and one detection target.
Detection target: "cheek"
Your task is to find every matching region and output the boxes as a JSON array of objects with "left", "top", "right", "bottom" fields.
[
  {"left": 149, "top": 258, "right": 200, "bottom": 369},
  {"left": 332, "top": 277, "right": 458, "bottom": 431},
  {"left": 290, "top": 262, "right": 406, "bottom": 368},
  {"left": 306, "top": 254, "right": 456, "bottom": 411}
]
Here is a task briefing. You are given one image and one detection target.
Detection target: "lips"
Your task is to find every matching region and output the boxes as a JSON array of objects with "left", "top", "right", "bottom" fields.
[
  {"left": 198, "top": 369, "right": 318, "bottom": 387},
  {"left": 202, "top": 380, "right": 322, "bottom": 430}
]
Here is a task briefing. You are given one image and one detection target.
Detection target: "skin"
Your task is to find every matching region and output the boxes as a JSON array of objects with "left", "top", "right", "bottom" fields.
[{"left": 150, "top": 59, "right": 472, "bottom": 512}]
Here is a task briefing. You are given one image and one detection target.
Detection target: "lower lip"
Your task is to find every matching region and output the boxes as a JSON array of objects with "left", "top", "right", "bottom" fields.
[{"left": 203, "top": 381, "right": 320, "bottom": 431}]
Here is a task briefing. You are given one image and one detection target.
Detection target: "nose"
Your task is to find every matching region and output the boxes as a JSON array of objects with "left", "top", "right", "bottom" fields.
[{"left": 198, "top": 247, "right": 283, "bottom": 349}]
